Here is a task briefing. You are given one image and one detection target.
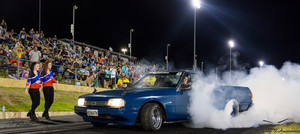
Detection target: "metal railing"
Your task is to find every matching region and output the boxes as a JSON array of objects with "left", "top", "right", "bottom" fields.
[{"left": 59, "top": 38, "right": 137, "bottom": 60}]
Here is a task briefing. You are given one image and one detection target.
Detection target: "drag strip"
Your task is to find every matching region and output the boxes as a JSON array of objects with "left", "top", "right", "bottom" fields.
[
  {"left": 0, "top": 121, "right": 91, "bottom": 134},
  {"left": 0, "top": 115, "right": 298, "bottom": 134},
  {"left": 0, "top": 115, "right": 92, "bottom": 134}
]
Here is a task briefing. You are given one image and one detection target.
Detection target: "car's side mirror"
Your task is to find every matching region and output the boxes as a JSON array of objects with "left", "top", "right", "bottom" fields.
[
  {"left": 123, "top": 82, "right": 133, "bottom": 89},
  {"left": 180, "top": 85, "right": 191, "bottom": 91}
]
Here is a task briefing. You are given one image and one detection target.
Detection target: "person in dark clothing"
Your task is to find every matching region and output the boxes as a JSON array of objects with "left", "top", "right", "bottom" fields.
[
  {"left": 97, "top": 67, "right": 106, "bottom": 88},
  {"left": 41, "top": 60, "right": 56, "bottom": 120},
  {"left": 0, "top": 48, "right": 7, "bottom": 56},
  {"left": 1, "top": 19, "right": 7, "bottom": 34},
  {"left": 25, "top": 62, "right": 41, "bottom": 121},
  {"left": 7, "top": 61, "right": 18, "bottom": 79},
  {"left": 19, "top": 28, "right": 27, "bottom": 44}
]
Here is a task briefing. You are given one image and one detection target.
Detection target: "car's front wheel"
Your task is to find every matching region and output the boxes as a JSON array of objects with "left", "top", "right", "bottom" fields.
[{"left": 140, "top": 103, "right": 163, "bottom": 131}]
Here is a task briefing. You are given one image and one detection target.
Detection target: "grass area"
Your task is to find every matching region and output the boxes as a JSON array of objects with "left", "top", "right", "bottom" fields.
[
  {"left": 241, "top": 123, "right": 300, "bottom": 134},
  {"left": 0, "top": 86, "right": 86, "bottom": 112},
  {"left": 264, "top": 123, "right": 300, "bottom": 134}
]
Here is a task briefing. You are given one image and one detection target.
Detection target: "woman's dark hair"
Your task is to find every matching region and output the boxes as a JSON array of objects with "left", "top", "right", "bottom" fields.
[
  {"left": 43, "top": 60, "right": 51, "bottom": 71},
  {"left": 30, "top": 62, "right": 39, "bottom": 73}
]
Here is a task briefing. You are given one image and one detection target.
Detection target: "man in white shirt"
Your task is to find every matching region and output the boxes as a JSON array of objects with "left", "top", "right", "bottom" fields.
[
  {"left": 85, "top": 46, "right": 90, "bottom": 53},
  {"left": 110, "top": 66, "right": 117, "bottom": 89},
  {"left": 15, "top": 40, "right": 23, "bottom": 48},
  {"left": 91, "top": 65, "right": 97, "bottom": 72},
  {"left": 29, "top": 46, "right": 41, "bottom": 62},
  {"left": 80, "top": 66, "right": 90, "bottom": 76}
]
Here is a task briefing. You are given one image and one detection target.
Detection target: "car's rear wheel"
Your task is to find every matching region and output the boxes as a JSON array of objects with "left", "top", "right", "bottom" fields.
[
  {"left": 140, "top": 103, "right": 163, "bottom": 131},
  {"left": 224, "top": 99, "right": 239, "bottom": 117},
  {"left": 91, "top": 122, "right": 108, "bottom": 127}
]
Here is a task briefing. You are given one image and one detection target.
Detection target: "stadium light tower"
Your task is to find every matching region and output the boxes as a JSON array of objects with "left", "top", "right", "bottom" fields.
[
  {"left": 122, "top": 48, "right": 127, "bottom": 55},
  {"left": 39, "top": 0, "right": 41, "bottom": 33},
  {"left": 228, "top": 40, "right": 235, "bottom": 80},
  {"left": 166, "top": 44, "right": 171, "bottom": 71},
  {"left": 72, "top": 5, "right": 78, "bottom": 42},
  {"left": 192, "top": 0, "right": 201, "bottom": 9},
  {"left": 259, "top": 60, "right": 264, "bottom": 68},
  {"left": 192, "top": 0, "right": 201, "bottom": 71},
  {"left": 129, "top": 29, "right": 134, "bottom": 66}
]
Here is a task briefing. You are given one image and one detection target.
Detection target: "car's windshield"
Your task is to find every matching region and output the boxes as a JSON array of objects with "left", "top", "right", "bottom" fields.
[{"left": 133, "top": 72, "right": 183, "bottom": 88}]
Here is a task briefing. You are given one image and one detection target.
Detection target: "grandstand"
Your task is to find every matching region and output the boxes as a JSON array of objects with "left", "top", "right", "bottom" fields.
[{"left": 0, "top": 20, "right": 164, "bottom": 89}]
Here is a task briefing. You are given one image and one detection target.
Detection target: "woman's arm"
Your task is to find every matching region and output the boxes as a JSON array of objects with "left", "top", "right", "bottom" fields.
[
  {"left": 25, "top": 78, "right": 31, "bottom": 94},
  {"left": 67, "top": 68, "right": 75, "bottom": 74}
]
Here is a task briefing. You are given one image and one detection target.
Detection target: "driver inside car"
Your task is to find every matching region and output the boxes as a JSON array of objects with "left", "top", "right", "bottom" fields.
[
  {"left": 153, "top": 77, "right": 165, "bottom": 87},
  {"left": 182, "top": 75, "right": 191, "bottom": 89}
]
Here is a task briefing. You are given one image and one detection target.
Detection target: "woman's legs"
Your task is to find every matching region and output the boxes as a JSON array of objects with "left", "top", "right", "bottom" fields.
[
  {"left": 28, "top": 89, "right": 40, "bottom": 121},
  {"left": 43, "top": 86, "right": 54, "bottom": 119},
  {"left": 43, "top": 86, "right": 54, "bottom": 113}
]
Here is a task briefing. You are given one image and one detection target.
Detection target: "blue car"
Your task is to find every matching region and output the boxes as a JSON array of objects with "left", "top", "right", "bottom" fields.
[{"left": 74, "top": 71, "right": 253, "bottom": 131}]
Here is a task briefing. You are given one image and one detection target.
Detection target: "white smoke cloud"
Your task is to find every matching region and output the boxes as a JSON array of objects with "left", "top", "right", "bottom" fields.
[{"left": 188, "top": 61, "right": 300, "bottom": 129}]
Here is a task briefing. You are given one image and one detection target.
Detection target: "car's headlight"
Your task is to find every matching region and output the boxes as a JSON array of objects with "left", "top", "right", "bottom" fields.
[
  {"left": 106, "top": 98, "right": 125, "bottom": 108},
  {"left": 78, "top": 98, "right": 85, "bottom": 106}
]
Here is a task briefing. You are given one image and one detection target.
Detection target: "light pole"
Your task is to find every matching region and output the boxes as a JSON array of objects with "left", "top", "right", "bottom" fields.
[
  {"left": 122, "top": 48, "right": 127, "bottom": 55},
  {"left": 39, "top": 0, "right": 41, "bottom": 33},
  {"left": 259, "top": 60, "right": 264, "bottom": 68},
  {"left": 72, "top": 5, "right": 78, "bottom": 41},
  {"left": 166, "top": 44, "right": 170, "bottom": 71},
  {"left": 201, "top": 61, "right": 204, "bottom": 72},
  {"left": 192, "top": 0, "right": 201, "bottom": 71},
  {"left": 228, "top": 40, "right": 235, "bottom": 80},
  {"left": 129, "top": 29, "right": 134, "bottom": 66}
]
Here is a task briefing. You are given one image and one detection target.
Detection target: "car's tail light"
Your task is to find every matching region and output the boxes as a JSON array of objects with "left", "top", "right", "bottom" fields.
[{"left": 250, "top": 90, "right": 253, "bottom": 100}]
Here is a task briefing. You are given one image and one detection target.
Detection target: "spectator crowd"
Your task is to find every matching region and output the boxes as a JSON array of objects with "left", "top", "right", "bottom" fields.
[{"left": 0, "top": 19, "right": 165, "bottom": 89}]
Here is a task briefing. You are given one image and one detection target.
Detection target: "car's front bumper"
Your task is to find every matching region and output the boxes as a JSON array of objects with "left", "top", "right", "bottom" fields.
[{"left": 74, "top": 105, "right": 141, "bottom": 126}]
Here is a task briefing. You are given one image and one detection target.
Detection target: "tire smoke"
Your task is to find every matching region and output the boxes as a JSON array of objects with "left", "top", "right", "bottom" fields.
[{"left": 188, "top": 62, "right": 300, "bottom": 129}]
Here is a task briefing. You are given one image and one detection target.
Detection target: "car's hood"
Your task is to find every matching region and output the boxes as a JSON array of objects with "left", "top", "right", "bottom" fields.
[
  {"left": 80, "top": 90, "right": 124, "bottom": 101},
  {"left": 79, "top": 88, "right": 176, "bottom": 101},
  {"left": 129, "top": 87, "right": 175, "bottom": 93}
]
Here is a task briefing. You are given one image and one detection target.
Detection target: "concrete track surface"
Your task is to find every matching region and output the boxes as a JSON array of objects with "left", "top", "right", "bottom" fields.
[{"left": 0, "top": 115, "right": 298, "bottom": 134}]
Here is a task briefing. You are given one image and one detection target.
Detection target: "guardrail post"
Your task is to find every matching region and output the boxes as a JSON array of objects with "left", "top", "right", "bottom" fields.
[
  {"left": 75, "top": 68, "right": 77, "bottom": 85},
  {"left": 110, "top": 76, "right": 113, "bottom": 89},
  {"left": 17, "top": 57, "right": 20, "bottom": 80}
]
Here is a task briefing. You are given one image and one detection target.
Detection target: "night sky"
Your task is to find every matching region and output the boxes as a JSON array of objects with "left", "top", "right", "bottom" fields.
[{"left": 1, "top": 0, "right": 299, "bottom": 70}]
